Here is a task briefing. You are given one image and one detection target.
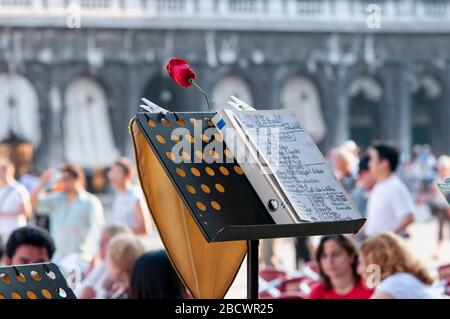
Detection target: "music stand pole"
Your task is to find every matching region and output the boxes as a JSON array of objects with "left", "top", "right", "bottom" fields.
[{"left": 247, "top": 239, "right": 259, "bottom": 299}]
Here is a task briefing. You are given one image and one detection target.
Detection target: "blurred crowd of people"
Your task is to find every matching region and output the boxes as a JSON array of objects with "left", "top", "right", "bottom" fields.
[
  {"left": 306, "top": 232, "right": 441, "bottom": 299},
  {"left": 262, "top": 141, "right": 450, "bottom": 299},
  {"left": 1, "top": 139, "right": 450, "bottom": 299},
  {"left": 329, "top": 141, "right": 450, "bottom": 246},
  {"left": 0, "top": 156, "right": 186, "bottom": 299}
]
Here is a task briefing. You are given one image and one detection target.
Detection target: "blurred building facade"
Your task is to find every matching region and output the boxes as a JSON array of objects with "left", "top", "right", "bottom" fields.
[{"left": 1, "top": 0, "right": 450, "bottom": 171}]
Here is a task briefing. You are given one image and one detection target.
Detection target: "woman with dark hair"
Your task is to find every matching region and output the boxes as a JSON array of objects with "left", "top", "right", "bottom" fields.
[
  {"left": 130, "top": 250, "right": 187, "bottom": 299},
  {"left": 308, "top": 235, "right": 373, "bottom": 299}
]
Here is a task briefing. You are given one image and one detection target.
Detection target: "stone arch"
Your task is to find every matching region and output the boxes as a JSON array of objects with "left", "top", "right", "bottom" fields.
[
  {"left": 64, "top": 76, "right": 119, "bottom": 168},
  {"left": 410, "top": 73, "right": 442, "bottom": 146},
  {"left": 0, "top": 73, "right": 41, "bottom": 147},
  {"left": 212, "top": 75, "right": 253, "bottom": 110},
  {"left": 280, "top": 75, "right": 325, "bottom": 142}
]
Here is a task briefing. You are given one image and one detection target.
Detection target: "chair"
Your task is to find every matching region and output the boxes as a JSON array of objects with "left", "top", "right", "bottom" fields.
[
  {"left": 280, "top": 276, "right": 317, "bottom": 297},
  {"left": 275, "top": 291, "right": 306, "bottom": 299},
  {"left": 259, "top": 267, "right": 287, "bottom": 282},
  {"left": 259, "top": 267, "right": 287, "bottom": 298},
  {"left": 258, "top": 264, "right": 320, "bottom": 299}
]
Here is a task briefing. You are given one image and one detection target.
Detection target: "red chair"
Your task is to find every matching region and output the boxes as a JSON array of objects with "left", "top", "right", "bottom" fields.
[
  {"left": 259, "top": 267, "right": 288, "bottom": 298},
  {"left": 280, "top": 276, "right": 307, "bottom": 292},
  {"left": 280, "top": 276, "right": 318, "bottom": 297},
  {"left": 305, "top": 261, "right": 319, "bottom": 272},
  {"left": 275, "top": 291, "right": 306, "bottom": 299},
  {"left": 259, "top": 267, "right": 287, "bottom": 282},
  {"left": 259, "top": 266, "right": 319, "bottom": 299},
  {"left": 303, "top": 261, "right": 320, "bottom": 278}
]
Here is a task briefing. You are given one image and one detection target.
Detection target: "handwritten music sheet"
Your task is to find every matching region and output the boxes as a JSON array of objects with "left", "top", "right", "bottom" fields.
[{"left": 233, "top": 110, "right": 361, "bottom": 222}]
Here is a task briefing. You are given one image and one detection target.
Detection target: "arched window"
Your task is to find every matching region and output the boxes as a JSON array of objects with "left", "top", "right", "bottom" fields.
[
  {"left": 348, "top": 75, "right": 383, "bottom": 148},
  {"left": 0, "top": 73, "right": 41, "bottom": 146},
  {"left": 64, "top": 77, "right": 119, "bottom": 168},
  {"left": 280, "top": 76, "right": 325, "bottom": 142},
  {"left": 212, "top": 76, "right": 253, "bottom": 110},
  {"left": 411, "top": 74, "right": 442, "bottom": 146}
]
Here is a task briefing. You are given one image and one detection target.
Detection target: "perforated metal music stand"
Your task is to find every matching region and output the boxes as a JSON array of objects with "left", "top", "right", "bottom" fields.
[
  {"left": 134, "top": 111, "right": 365, "bottom": 298},
  {"left": 0, "top": 262, "right": 76, "bottom": 300}
]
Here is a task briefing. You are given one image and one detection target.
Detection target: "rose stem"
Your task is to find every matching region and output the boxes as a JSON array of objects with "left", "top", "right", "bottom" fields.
[{"left": 190, "top": 79, "right": 212, "bottom": 112}]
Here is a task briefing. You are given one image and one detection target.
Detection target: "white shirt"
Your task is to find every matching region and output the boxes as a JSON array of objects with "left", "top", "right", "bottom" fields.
[
  {"left": 37, "top": 191, "right": 105, "bottom": 262},
  {"left": 110, "top": 187, "right": 141, "bottom": 229},
  {"left": 0, "top": 181, "right": 29, "bottom": 240},
  {"left": 376, "top": 273, "right": 440, "bottom": 299},
  {"left": 365, "top": 174, "right": 415, "bottom": 237},
  {"left": 75, "top": 262, "right": 108, "bottom": 298}
]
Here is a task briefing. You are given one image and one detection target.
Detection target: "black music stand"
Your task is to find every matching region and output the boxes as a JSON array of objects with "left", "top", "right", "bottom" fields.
[
  {"left": 0, "top": 262, "right": 76, "bottom": 299},
  {"left": 135, "top": 111, "right": 365, "bottom": 299}
]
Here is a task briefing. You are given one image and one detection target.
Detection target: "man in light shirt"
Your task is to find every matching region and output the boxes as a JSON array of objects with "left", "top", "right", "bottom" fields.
[
  {"left": 364, "top": 143, "right": 415, "bottom": 238},
  {"left": 0, "top": 158, "right": 32, "bottom": 243},
  {"left": 31, "top": 164, "right": 104, "bottom": 263}
]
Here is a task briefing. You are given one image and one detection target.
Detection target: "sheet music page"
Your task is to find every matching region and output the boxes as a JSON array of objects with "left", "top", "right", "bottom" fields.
[{"left": 232, "top": 110, "right": 361, "bottom": 222}]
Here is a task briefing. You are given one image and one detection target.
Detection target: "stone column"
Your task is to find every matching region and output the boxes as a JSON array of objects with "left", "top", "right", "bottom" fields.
[
  {"left": 378, "top": 63, "right": 412, "bottom": 156},
  {"left": 123, "top": 63, "right": 142, "bottom": 159},
  {"left": 321, "top": 64, "right": 349, "bottom": 151},
  {"left": 40, "top": 64, "right": 65, "bottom": 170},
  {"left": 335, "top": 65, "right": 350, "bottom": 146},
  {"left": 433, "top": 69, "right": 450, "bottom": 155}
]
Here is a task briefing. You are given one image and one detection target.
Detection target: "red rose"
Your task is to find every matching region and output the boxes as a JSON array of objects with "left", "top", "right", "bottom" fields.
[
  {"left": 166, "top": 57, "right": 212, "bottom": 110},
  {"left": 166, "top": 58, "right": 196, "bottom": 88}
]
